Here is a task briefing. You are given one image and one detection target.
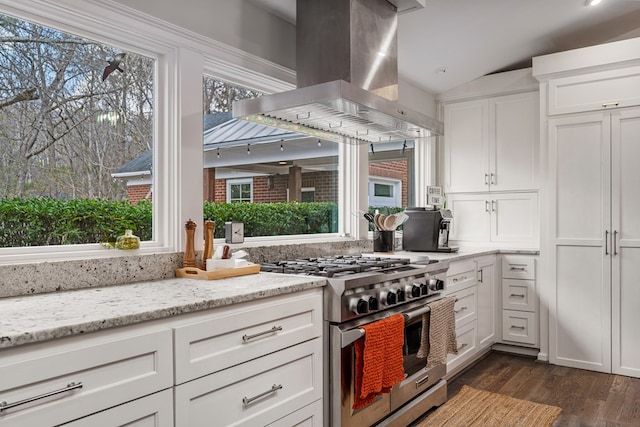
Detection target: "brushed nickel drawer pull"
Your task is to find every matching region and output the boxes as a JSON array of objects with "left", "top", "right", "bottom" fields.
[
  {"left": 458, "top": 343, "right": 468, "bottom": 351},
  {"left": 0, "top": 381, "right": 83, "bottom": 413},
  {"left": 602, "top": 102, "right": 619, "bottom": 108},
  {"left": 242, "top": 384, "right": 282, "bottom": 406},
  {"left": 510, "top": 293, "right": 526, "bottom": 298},
  {"left": 454, "top": 306, "right": 468, "bottom": 314},
  {"left": 242, "top": 326, "right": 283, "bottom": 343},
  {"left": 510, "top": 325, "right": 526, "bottom": 330},
  {"left": 509, "top": 266, "right": 526, "bottom": 271}
]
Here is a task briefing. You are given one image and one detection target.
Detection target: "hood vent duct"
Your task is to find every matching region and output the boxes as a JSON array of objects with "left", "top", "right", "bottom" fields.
[{"left": 233, "top": 0, "right": 443, "bottom": 144}]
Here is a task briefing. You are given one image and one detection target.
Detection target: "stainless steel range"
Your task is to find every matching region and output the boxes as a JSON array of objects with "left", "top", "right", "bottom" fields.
[{"left": 261, "top": 255, "right": 450, "bottom": 426}]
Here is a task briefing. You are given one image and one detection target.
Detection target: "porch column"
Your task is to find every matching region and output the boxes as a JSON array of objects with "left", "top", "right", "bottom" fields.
[
  {"left": 288, "top": 165, "right": 302, "bottom": 202},
  {"left": 203, "top": 167, "right": 216, "bottom": 201}
]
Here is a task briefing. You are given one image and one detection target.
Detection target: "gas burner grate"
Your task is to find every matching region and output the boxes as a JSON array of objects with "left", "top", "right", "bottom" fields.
[{"left": 260, "top": 254, "right": 413, "bottom": 278}]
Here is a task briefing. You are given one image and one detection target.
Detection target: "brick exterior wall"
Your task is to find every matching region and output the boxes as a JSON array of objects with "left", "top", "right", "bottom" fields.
[
  {"left": 127, "top": 161, "right": 405, "bottom": 206},
  {"left": 127, "top": 184, "right": 152, "bottom": 204}
]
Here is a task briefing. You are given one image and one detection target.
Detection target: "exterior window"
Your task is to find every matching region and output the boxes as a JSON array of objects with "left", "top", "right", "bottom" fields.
[
  {"left": 203, "top": 77, "right": 339, "bottom": 238},
  {"left": 227, "top": 179, "right": 253, "bottom": 203},
  {"left": 301, "top": 187, "right": 315, "bottom": 202},
  {"left": 0, "top": 13, "right": 155, "bottom": 250},
  {"left": 368, "top": 140, "right": 413, "bottom": 210},
  {"left": 369, "top": 178, "right": 402, "bottom": 207}
]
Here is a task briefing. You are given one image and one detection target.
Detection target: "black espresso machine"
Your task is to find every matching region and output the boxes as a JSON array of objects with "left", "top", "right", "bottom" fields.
[{"left": 402, "top": 207, "right": 459, "bottom": 252}]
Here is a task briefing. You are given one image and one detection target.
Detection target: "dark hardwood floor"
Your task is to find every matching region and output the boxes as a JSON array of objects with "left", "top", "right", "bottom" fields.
[{"left": 422, "top": 351, "right": 640, "bottom": 426}]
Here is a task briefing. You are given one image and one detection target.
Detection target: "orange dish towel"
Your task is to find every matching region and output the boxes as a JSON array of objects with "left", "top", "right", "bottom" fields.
[{"left": 353, "top": 314, "right": 406, "bottom": 410}]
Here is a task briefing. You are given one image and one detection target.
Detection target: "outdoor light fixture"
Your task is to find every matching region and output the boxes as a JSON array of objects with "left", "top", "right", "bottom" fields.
[
  {"left": 317, "top": 139, "right": 322, "bottom": 147},
  {"left": 402, "top": 140, "right": 407, "bottom": 154},
  {"left": 280, "top": 144, "right": 284, "bottom": 151},
  {"left": 217, "top": 148, "right": 220, "bottom": 158},
  {"left": 370, "top": 143, "right": 375, "bottom": 154},
  {"left": 247, "top": 144, "right": 251, "bottom": 155}
]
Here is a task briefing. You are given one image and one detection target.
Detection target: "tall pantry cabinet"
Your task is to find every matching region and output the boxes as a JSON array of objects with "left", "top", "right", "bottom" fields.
[{"left": 534, "top": 38, "right": 640, "bottom": 377}]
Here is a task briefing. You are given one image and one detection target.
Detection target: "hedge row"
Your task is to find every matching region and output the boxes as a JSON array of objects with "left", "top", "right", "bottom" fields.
[{"left": 0, "top": 198, "right": 339, "bottom": 247}]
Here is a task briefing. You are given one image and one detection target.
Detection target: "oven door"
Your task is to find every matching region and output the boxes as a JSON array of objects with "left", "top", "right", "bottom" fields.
[
  {"left": 328, "top": 298, "right": 445, "bottom": 427},
  {"left": 390, "top": 304, "right": 446, "bottom": 412}
]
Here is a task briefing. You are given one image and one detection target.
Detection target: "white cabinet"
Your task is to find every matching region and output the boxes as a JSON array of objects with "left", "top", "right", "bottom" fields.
[
  {"left": 500, "top": 255, "right": 537, "bottom": 347},
  {"left": 547, "top": 107, "right": 640, "bottom": 377},
  {"left": 447, "top": 192, "right": 539, "bottom": 246},
  {"left": 444, "top": 92, "right": 539, "bottom": 193},
  {"left": 0, "top": 327, "right": 173, "bottom": 427},
  {"left": 547, "top": 65, "right": 640, "bottom": 115},
  {"left": 173, "top": 288, "right": 324, "bottom": 426},
  {"left": 476, "top": 256, "right": 497, "bottom": 349}
]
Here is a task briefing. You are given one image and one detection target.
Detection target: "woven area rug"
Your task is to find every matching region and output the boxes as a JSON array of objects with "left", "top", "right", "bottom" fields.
[{"left": 416, "top": 385, "right": 562, "bottom": 427}]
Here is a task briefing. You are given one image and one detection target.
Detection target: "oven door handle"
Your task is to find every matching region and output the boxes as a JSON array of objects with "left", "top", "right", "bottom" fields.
[
  {"left": 403, "top": 305, "right": 431, "bottom": 323},
  {"left": 340, "top": 305, "right": 434, "bottom": 348},
  {"left": 341, "top": 328, "right": 366, "bottom": 348}
]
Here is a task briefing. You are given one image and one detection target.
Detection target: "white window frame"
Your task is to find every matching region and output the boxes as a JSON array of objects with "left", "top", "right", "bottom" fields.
[
  {"left": 369, "top": 177, "right": 402, "bottom": 207},
  {"left": 226, "top": 178, "right": 253, "bottom": 203}
]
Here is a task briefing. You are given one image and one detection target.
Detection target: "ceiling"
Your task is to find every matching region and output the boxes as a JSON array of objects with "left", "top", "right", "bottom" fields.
[{"left": 251, "top": 0, "right": 640, "bottom": 95}]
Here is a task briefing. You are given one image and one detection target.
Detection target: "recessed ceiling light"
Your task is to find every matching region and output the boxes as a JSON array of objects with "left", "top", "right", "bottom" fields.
[{"left": 587, "top": 0, "right": 602, "bottom": 5}]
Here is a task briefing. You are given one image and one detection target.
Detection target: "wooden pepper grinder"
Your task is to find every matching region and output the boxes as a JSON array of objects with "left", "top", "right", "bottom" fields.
[
  {"left": 202, "top": 220, "right": 215, "bottom": 268},
  {"left": 183, "top": 219, "right": 197, "bottom": 268}
]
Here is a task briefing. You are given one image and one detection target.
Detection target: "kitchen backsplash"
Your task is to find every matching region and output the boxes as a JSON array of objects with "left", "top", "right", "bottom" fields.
[{"left": 0, "top": 239, "right": 376, "bottom": 298}]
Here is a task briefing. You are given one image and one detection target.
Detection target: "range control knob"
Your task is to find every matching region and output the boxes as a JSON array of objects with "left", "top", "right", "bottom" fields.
[
  {"left": 397, "top": 289, "right": 406, "bottom": 302},
  {"left": 367, "top": 296, "right": 379, "bottom": 311},
  {"left": 350, "top": 298, "right": 369, "bottom": 315},
  {"left": 420, "top": 284, "right": 429, "bottom": 295},
  {"left": 380, "top": 290, "right": 397, "bottom": 305},
  {"left": 405, "top": 284, "right": 421, "bottom": 298},
  {"left": 428, "top": 278, "right": 445, "bottom": 291}
]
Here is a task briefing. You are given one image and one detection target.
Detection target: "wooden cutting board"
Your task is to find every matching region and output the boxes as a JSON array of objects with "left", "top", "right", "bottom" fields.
[{"left": 175, "top": 263, "right": 260, "bottom": 280}]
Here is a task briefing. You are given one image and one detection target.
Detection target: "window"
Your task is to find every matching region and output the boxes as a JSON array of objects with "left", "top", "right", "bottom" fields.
[
  {"left": 368, "top": 140, "right": 413, "bottom": 210},
  {"left": 202, "top": 76, "right": 340, "bottom": 238},
  {"left": 301, "top": 187, "right": 315, "bottom": 202},
  {"left": 0, "top": 11, "right": 155, "bottom": 251},
  {"left": 369, "top": 178, "right": 402, "bottom": 207},
  {"left": 227, "top": 179, "right": 252, "bottom": 203}
]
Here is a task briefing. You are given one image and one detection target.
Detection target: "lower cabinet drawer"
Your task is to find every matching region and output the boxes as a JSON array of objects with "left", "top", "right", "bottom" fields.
[
  {"left": 175, "top": 338, "right": 323, "bottom": 427},
  {"left": 266, "top": 399, "right": 323, "bottom": 427},
  {"left": 447, "top": 320, "right": 477, "bottom": 375},
  {"left": 502, "top": 279, "right": 535, "bottom": 312},
  {"left": 0, "top": 329, "right": 173, "bottom": 427},
  {"left": 451, "top": 286, "right": 477, "bottom": 328},
  {"left": 447, "top": 261, "right": 477, "bottom": 293},
  {"left": 502, "top": 310, "right": 537, "bottom": 345},
  {"left": 62, "top": 389, "right": 174, "bottom": 427},
  {"left": 174, "top": 288, "right": 322, "bottom": 384}
]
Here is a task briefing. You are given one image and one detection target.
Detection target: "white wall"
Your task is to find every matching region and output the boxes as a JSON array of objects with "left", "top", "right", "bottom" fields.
[{"left": 114, "top": 0, "right": 296, "bottom": 71}]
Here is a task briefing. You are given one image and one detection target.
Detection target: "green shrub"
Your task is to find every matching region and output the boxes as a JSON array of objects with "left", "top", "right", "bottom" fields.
[{"left": 0, "top": 198, "right": 339, "bottom": 247}]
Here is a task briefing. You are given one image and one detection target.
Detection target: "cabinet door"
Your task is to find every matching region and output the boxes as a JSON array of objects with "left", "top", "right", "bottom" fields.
[
  {"left": 548, "top": 113, "right": 611, "bottom": 373},
  {"left": 611, "top": 108, "right": 640, "bottom": 378},
  {"left": 489, "top": 92, "right": 539, "bottom": 191},
  {"left": 490, "top": 193, "right": 539, "bottom": 244},
  {"left": 444, "top": 99, "right": 490, "bottom": 193},
  {"left": 447, "top": 194, "right": 490, "bottom": 242},
  {"left": 476, "top": 257, "right": 497, "bottom": 349}
]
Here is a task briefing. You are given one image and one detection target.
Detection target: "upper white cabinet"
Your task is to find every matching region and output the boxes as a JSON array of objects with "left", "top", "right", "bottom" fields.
[
  {"left": 444, "top": 91, "right": 539, "bottom": 193},
  {"left": 547, "top": 65, "right": 640, "bottom": 115}
]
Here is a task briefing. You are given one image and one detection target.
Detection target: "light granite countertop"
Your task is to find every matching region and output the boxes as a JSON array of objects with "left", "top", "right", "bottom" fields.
[
  {"left": 0, "top": 272, "right": 326, "bottom": 349},
  {"left": 364, "top": 247, "right": 539, "bottom": 264}
]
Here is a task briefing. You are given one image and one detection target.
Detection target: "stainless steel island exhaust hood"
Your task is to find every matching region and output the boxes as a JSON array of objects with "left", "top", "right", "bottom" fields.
[{"left": 232, "top": 0, "right": 443, "bottom": 144}]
